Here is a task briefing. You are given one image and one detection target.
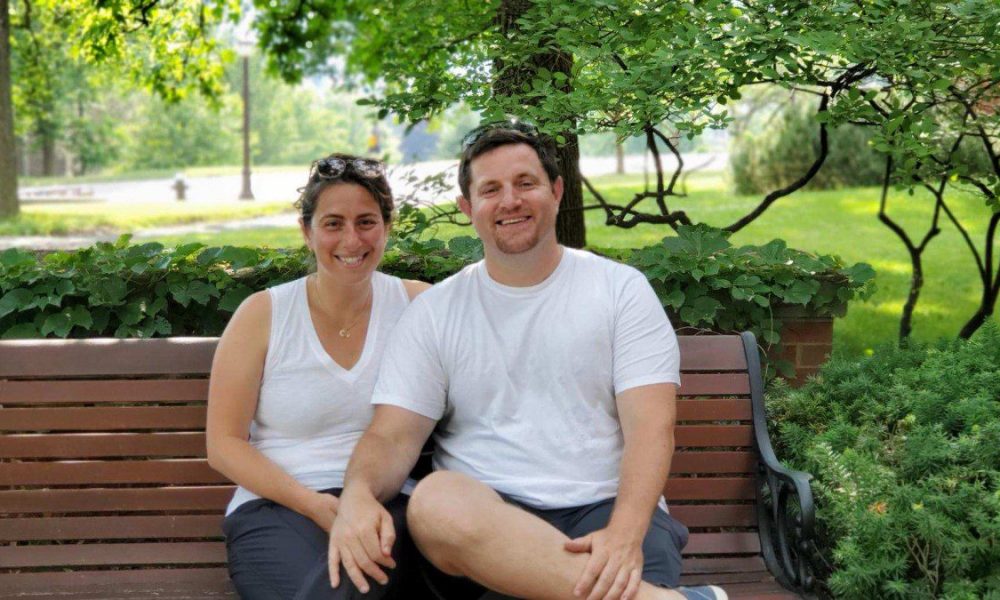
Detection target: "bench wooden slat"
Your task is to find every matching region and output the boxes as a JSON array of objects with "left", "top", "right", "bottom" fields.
[
  {"left": 684, "top": 532, "right": 761, "bottom": 555},
  {"left": 681, "top": 556, "right": 768, "bottom": 574},
  {"left": 675, "top": 425, "right": 753, "bottom": 447},
  {"left": 677, "top": 336, "right": 748, "bottom": 371},
  {"left": 0, "top": 515, "right": 223, "bottom": 541},
  {"left": 0, "top": 379, "right": 209, "bottom": 405},
  {"left": 677, "top": 373, "right": 750, "bottom": 396},
  {"left": 0, "top": 541, "right": 226, "bottom": 568},
  {"left": 0, "top": 486, "right": 234, "bottom": 513},
  {"left": 0, "top": 338, "right": 217, "bottom": 378},
  {"left": 664, "top": 478, "right": 755, "bottom": 500},
  {"left": 681, "top": 573, "right": 800, "bottom": 600},
  {"left": 670, "top": 451, "right": 755, "bottom": 474},
  {"left": 669, "top": 504, "right": 755, "bottom": 528},
  {"left": 0, "top": 569, "right": 233, "bottom": 596},
  {"left": 676, "top": 398, "right": 752, "bottom": 421},
  {"left": 0, "top": 460, "right": 225, "bottom": 486},
  {"left": 1, "top": 406, "right": 206, "bottom": 431},
  {"left": 0, "top": 432, "right": 207, "bottom": 458}
]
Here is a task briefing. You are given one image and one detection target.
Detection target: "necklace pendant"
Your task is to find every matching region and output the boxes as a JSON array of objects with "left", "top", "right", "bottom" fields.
[{"left": 338, "top": 329, "right": 351, "bottom": 338}]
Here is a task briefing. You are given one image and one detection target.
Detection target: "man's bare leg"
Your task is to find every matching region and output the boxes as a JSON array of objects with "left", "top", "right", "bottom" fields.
[{"left": 407, "top": 471, "right": 685, "bottom": 600}]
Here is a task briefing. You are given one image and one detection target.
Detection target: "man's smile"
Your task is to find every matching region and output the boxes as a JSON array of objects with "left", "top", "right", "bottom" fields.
[{"left": 497, "top": 216, "right": 531, "bottom": 226}]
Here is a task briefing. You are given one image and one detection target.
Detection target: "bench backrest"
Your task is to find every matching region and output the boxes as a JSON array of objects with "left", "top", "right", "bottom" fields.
[{"left": 0, "top": 335, "right": 767, "bottom": 591}]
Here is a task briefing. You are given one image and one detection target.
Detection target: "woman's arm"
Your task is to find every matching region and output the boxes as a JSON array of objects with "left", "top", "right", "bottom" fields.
[{"left": 206, "top": 291, "right": 338, "bottom": 531}]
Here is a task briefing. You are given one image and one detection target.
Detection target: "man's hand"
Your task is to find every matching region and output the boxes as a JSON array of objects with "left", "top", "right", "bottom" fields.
[
  {"left": 303, "top": 492, "right": 339, "bottom": 532},
  {"left": 327, "top": 489, "right": 396, "bottom": 593},
  {"left": 565, "top": 526, "right": 644, "bottom": 600}
]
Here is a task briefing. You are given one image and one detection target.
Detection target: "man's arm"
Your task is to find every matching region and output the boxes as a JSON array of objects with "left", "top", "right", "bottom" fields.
[
  {"left": 566, "top": 382, "right": 677, "bottom": 600},
  {"left": 328, "top": 405, "right": 436, "bottom": 592}
]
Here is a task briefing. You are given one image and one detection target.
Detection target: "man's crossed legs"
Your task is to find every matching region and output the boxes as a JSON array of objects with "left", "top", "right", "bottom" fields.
[{"left": 408, "top": 471, "right": 724, "bottom": 600}]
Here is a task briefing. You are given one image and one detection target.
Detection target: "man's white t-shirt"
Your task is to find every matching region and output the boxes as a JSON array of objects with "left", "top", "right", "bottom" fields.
[{"left": 372, "top": 247, "right": 680, "bottom": 509}]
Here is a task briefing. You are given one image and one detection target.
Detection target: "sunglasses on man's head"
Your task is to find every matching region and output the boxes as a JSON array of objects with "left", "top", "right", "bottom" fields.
[
  {"left": 312, "top": 157, "right": 385, "bottom": 180},
  {"left": 461, "top": 119, "right": 541, "bottom": 150}
]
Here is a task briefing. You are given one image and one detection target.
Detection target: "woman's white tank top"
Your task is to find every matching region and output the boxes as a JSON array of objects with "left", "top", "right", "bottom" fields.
[{"left": 225, "top": 272, "right": 411, "bottom": 515}]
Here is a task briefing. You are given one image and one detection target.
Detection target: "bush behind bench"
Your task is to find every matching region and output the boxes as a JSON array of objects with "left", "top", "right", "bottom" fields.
[{"left": 0, "top": 226, "right": 874, "bottom": 345}]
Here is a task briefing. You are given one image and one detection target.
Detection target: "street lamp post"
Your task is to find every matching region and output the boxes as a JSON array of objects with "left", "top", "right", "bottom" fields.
[{"left": 237, "top": 36, "right": 254, "bottom": 201}]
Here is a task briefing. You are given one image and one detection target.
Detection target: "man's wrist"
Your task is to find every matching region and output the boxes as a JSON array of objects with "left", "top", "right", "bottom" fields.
[{"left": 607, "top": 510, "right": 651, "bottom": 542}]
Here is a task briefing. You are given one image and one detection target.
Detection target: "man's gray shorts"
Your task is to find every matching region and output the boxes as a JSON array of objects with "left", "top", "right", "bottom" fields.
[{"left": 422, "top": 494, "right": 689, "bottom": 597}]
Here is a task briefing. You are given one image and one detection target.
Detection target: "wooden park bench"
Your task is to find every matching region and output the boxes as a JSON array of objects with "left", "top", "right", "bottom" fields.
[{"left": 0, "top": 334, "right": 815, "bottom": 599}]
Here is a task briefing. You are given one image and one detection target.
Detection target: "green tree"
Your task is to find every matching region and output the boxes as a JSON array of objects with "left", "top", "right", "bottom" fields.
[{"left": 1, "top": 0, "right": 234, "bottom": 217}]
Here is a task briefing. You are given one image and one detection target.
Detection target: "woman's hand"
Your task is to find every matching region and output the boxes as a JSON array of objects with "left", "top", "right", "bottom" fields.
[{"left": 304, "top": 491, "right": 340, "bottom": 532}]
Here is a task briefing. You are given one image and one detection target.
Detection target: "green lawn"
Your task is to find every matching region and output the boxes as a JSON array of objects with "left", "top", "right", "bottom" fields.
[
  {"left": 146, "top": 172, "right": 999, "bottom": 356},
  {"left": 1, "top": 200, "right": 294, "bottom": 237}
]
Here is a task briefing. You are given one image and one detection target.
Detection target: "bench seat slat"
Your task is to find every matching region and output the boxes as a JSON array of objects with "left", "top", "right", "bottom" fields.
[
  {"left": 669, "top": 505, "right": 756, "bottom": 528},
  {"left": 0, "top": 379, "right": 209, "bottom": 405},
  {"left": 0, "top": 432, "right": 207, "bottom": 458},
  {"left": 677, "top": 373, "right": 750, "bottom": 396},
  {"left": 0, "top": 569, "right": 233, "bottom": 597},
  {"left": 677, "top": 398, "right": 753, "bottom": 421},
  {"left": 664, "top": 478, "right": 755, "bottom": 501},
  {"left": 684, "top": 532, "right": 761, "bottom": 555},
  {"left": 1, "top": 406, "right": 206, "bottom": 432},
  {"left": 680, "top": 580, "right": 801, "bottom": 600},
  {"left": 0, "top": 515, "right": 223, "bottom": 541},
  {"left": 681, "top": 556, "right": 767, "bottom": 574},
  {"left": 0, "top": 487, "right": 234, "bottom": 513},
  {"left": 677, "top": 336, "right": 748, "bottom": 371},
  {"left": 0, "top": 460, "right": 225, "bottom": 486},
  {"left": 0, "top": 541, "right": 226, "bottom": 568}
]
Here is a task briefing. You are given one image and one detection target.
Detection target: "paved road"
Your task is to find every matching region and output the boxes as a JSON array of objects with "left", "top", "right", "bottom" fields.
[{"left": 8, "top": 153, "right": 725, "bottom": 250}]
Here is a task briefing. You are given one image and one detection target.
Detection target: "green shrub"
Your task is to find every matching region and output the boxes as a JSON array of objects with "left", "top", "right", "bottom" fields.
[
  {"left": 768, "top": 326, "right": 1000, "bottom": 599},
  {"left": 0, "top": 226, "right": 874, "bottom": 342},
  {"left": 730, "top": 99, "right": 885, "bottom": 195}
]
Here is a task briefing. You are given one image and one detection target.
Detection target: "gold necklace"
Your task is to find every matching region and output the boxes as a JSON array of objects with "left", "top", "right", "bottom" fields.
[{"left": 311, "top": 276, "right": 373, "bottom": 339}]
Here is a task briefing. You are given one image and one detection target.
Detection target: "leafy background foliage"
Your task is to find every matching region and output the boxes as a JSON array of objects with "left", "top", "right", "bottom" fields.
[
  {"left": 768, "top": 325, "right": 1000, "bottom": 598},
  {"left": 0, "top": 227, "right": 873, "bottom": 343}
]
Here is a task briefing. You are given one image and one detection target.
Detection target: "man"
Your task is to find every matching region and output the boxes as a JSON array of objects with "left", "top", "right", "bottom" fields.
[{"left": 327, "top": 123, "right": 727, "bottom": 600}]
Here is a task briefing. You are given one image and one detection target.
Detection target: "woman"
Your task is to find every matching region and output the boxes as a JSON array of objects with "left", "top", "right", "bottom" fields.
[{"left": 206, "top": 154, "right": 429, "bottom": 599}]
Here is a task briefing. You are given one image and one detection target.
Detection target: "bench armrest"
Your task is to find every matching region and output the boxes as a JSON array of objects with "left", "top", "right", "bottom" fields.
[{"left": 740, "top": 331, "right": 818, "bottom": 594}]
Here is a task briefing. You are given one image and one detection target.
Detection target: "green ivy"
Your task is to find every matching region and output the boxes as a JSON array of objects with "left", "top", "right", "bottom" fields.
[
  {"left": 0, "top": 227, "right": 872, "bottom": 341},
  {"left": 767, "top": 324, "right": 1000, "bottom": 599},
  {"left": 611, "top": 225, "right": 876, "bottom": 357}
]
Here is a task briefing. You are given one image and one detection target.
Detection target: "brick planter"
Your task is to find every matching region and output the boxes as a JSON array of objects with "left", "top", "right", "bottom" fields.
[{"left": 773, "top": 307, "right": 836, "bottom": 386}]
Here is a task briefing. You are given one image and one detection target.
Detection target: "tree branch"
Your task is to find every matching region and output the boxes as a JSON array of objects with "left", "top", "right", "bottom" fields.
[{"left": 724, "top": 93, "right": 831, "bottom": 233}]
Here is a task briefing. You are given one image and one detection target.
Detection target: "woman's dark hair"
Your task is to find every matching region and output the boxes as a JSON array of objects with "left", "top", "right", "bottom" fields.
[{"left": 295, "top": 153, "right": 394, "bottom": 226}]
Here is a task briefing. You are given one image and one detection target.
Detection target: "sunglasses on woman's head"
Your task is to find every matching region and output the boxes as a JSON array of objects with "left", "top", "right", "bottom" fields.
[
  {"left": 313, "top": 157, "right": 385, "bottom": 180},
  {"left": 461, "top": 119, "right": 541, "bottom": 149}
]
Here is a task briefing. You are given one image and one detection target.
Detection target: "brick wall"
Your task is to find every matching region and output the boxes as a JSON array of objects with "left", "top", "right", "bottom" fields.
[{"left": 775, "top": 317, "right": 834, "bottom": 386}]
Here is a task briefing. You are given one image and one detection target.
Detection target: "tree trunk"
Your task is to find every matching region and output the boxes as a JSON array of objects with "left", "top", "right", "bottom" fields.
[
  {"left": 0, "top": 0, "right": 18, "bottom": 217},
  {"left": 616, "top": 142, "right": 625, "bottom": 175},
  {"left": 495, "top": 0, "right": 585, "bottom": 248},
  {"left": 40, "top": 128, "right": 56, "bottom": 176}
]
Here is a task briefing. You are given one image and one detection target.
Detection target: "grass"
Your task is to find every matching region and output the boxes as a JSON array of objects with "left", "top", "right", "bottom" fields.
[
  {"left": 139, "top": 171, "right": 1000, "bottom": 355},
  {"left": 1, "top": 200, "right": 294, "bottom": 237}
]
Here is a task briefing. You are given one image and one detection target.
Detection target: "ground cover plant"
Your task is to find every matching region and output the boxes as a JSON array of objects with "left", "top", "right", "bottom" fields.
[{"left": 767, "top": 324, "right": 1000, "bottom": 599}]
